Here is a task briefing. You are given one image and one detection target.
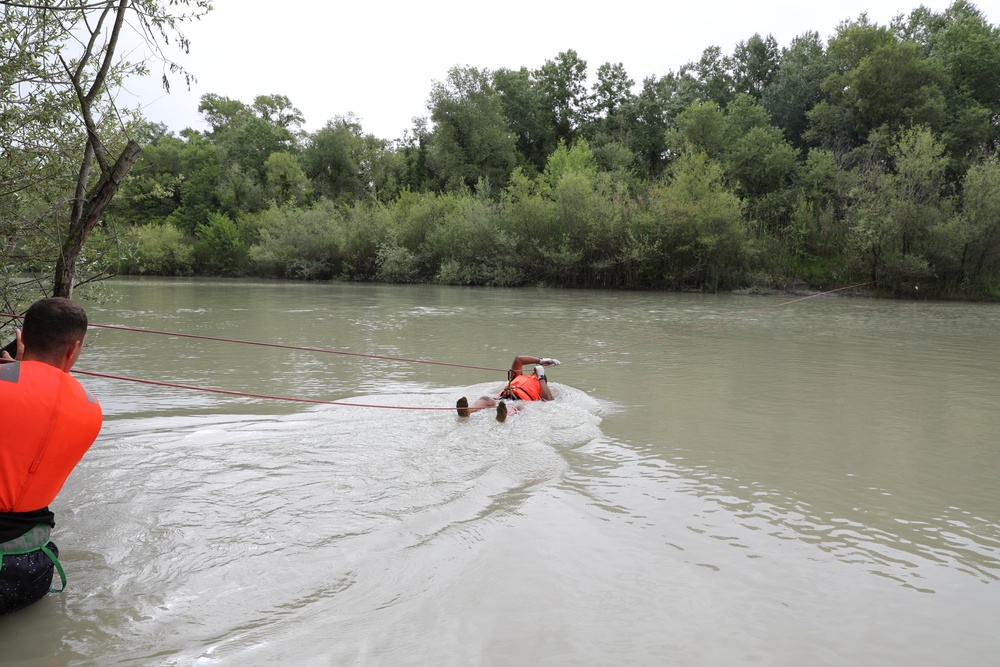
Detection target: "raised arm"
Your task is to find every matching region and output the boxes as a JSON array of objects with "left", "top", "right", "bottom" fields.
[
  {"left": 509, "top": 355, "right": 542, "bottom": 375},
  {"left": 509, "top": 354, "right": 560, "bottom": 375}
]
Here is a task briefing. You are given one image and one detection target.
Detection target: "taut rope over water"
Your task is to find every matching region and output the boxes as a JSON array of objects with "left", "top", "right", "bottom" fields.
[
  {"left": 69, "top": 370, "right": 458, "bottom": 410},
  {"left": 1, "top": 282, "right": 871, "bottom": 409}
]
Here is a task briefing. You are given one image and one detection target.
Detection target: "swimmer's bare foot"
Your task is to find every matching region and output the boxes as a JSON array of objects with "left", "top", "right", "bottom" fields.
[
  {"left": 456, "top": 396, "right": 470, "bottom": 417},
  {"left": 496, "top": 400, "right": 507, "bottom": 423}
]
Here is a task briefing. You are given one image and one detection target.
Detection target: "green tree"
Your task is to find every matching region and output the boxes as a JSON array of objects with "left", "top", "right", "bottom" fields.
[
  {"left": 493, "top": 66, "right": 555, "bottom": 174},
  {"left": 398, "top": 118, "right": 434, "bottom": 193},
  {"left": 721, "top": 96, "right": 802, "bottom": 229},
  {"left": 110, "top": 124, "right": 187, "bottom": 225},
  {"left": 621, "top": 77, "right": 665, "bottom": 178},
  {"left": 888, "top": 126, "right": 948, "bottom": 257},
  {"left": 218, "top": 164, "right": 267, "bottom": 217},
  {"left": 688, "top": 46, "right": 735, "bottom": 107},
  {"left": 731, "top": 34, "right": 780, "bottom": 99},
  {"left": 121, "top": 221, "right": 195, "bottom": 276},
  {"left": 847, "top": 126, "right": 949, "bottom": 287},
  {"left": 895, "top": 0, "right": 1000, "bottom": 109},
  {"left": 167, "top": 131, "right": 223, "bottom": 234},
  {"left": 251, "top": 94, "right": 306, "bottom": 130},
  {"left": 895, "top": 1, "right": 1000, "bottom": 161},
  {"left": 818, "top": 16, "right": 951, "bottom": 148},
  {"left": 427, "top": 192, "right": 521, "bottom": 286},
  {"left": 846, "top": 168, "right": 895, "bottom": 285},
  {"left": 534, "top": 50, "right": 590, "bottom": 144},
  {"left": 196, "top": 212, "right": 246, "bottom": 275},
  {"left": 248, "top": 203, "right": 342, "bottom": 280},
  {"left": 301, "top": 117, "right": 364, "bottom": 201},
  {"left": 956, "top": 155, "right": 1000, "bottom": 286},
  {"left": 590, "top": 62, "right": 636, "bottom": 134},
  {"left": 356, "top": 133, "right": 405, "bottom": 203},
  {"left": 301, "top": 116, "right": 401, "bottom": 203},
  {"left": 1, "top": 0, "right": 210, "bottom": 304},
  {"left": 207, "top": 104, "right": 300, "bottom": 181},
  {"left": 264, "top": 151, "right": 312, "bottom": 206},
  {"left": 644, "top": 151, "right": 747, "bottom": 289},
  {"left": 197, "top": 93, "right": 252, "bottom": 133},
  {"left": 426, "top": 66, "right": 518, "bottom": 193},
  {"left": 167, "top": 92, "right": 308, "bottom": 226},
  {"left": 794, "top": 147, "right": 855, "bottom": 258},
  {"left": 197, "top": 93, "right": 303, "bottom": 204},
  {"left": 762, "top": 32, "right": 834, "bottom": 147},
  {"left": 669, "top": 95, "right": 801, "bottom": 219},
  {"left": 667, "top": 101, "right": 726, "bottom": 158},
  {"left": 542, "top": 138, "right": 597, "bottom": 190},
  {"left": 586, "top": 63, "right": 642, "bottom": 186}
]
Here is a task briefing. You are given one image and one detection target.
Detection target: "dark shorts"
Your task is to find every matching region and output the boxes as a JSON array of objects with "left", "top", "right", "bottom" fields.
[{"left": 0, "top": 541, "right": 59, "bottom": 615}]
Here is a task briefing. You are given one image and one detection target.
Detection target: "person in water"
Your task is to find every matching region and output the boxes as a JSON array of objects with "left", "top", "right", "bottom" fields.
[
  {"left": 0, "top": 297, "right": 103, "bottom": 615},
  {"left": 456, "top": 355, "right": 561, "bottom": 422}
]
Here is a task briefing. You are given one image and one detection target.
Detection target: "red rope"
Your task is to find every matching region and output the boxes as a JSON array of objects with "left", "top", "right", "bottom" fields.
[
  {"left": 2, "top": 312, "right": 500, "bottom": 410},
  {"left": 72, "top": 369, "right": 457, "bottom": 410},
  {"left": 5, "top": 282, "right": 871, "bottom": 409},
  {"left": 3, "top": 313, "right": 503, "bottom": 371},
  {"left": 3, "top": 315, "right": 506, "bottom": 370},
  {"left": 86, "top": 322, "right": 508, "bottom": 372}
]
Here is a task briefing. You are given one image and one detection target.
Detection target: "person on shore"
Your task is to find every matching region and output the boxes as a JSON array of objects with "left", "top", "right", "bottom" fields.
[
  {"left": 0, "top": 297, "right": 103, "bottom": 615},
  {"left": 456, "top": 355, "right": 560, "bottom": 422}
]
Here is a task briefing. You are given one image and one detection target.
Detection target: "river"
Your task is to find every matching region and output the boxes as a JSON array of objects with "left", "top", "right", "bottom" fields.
[{"left": 2, "top": 278, "right": 998, "bottom": 666}]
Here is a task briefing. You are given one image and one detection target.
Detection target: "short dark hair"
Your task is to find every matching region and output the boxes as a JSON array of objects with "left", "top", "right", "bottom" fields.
[{"left": 22, "top": 297, "right": 89, "bottom": 357}]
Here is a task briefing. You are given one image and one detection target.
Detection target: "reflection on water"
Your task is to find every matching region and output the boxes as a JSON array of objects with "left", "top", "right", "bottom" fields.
[{"left": 2, "top": 278, "right": 998, "bottom": 666}]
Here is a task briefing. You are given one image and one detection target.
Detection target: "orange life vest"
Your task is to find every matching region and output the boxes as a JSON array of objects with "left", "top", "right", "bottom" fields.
[
  {"left": 500, "top": 374, "right": 543, "bottom": 401},
  {"left": 0, "top": 361, "right": 102, "bottom": 512}
]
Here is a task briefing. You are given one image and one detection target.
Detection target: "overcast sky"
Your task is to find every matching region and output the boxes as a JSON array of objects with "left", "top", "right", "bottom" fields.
[{"left": 123, "top": 0, "right": 996, "bottom": 141}]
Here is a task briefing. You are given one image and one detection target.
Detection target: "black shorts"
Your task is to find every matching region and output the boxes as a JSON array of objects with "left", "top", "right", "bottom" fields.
[{"left": 0, "top": 541, "right": 59, "bottom": 615}]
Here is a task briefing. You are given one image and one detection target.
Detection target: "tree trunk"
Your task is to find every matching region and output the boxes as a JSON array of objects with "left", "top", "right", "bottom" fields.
[{"left": 53, "top": 140, "right": 142, "bottom": 299}]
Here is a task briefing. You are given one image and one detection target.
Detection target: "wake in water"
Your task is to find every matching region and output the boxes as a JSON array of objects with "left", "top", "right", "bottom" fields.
[{"left": 47, "top": 383, "right": 609, "bottom": 665}]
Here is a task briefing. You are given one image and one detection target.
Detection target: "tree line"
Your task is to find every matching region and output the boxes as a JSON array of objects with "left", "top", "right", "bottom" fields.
[{"left": 5, "top": 1, "right": 1000, "bottom": 309}]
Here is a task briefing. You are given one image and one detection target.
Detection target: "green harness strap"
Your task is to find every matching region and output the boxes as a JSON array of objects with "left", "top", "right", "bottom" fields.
[
  {"left": 39, "top": 545, "right": 68, "bottom": 592},
  {"left": 0, "top": 524, "right": 68, "bottom": 593}
]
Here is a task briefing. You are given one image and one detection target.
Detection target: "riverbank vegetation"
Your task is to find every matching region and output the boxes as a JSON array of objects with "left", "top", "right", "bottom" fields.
[
  {"left": 6, "top": 1, "right": 1000, "bottom": 305},
  {"left": 1, "top": 0, "right": 209, "bottom": 314}
]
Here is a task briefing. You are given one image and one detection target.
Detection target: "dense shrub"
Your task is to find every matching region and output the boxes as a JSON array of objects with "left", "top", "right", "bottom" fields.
[
  {"left": 195, "top": 212, "right": 248, "bottom": 275},
  {"left": 120, "top": 222, "right": 195, "bottom": 276},
  {"left": 248, "top": 204, "right": 340, "bottom": 279}
]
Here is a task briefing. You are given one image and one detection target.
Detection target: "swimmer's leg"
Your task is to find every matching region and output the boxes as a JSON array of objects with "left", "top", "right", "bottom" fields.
[{"left": 457, "top": 395, "right": 497, "bottom": 417}]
